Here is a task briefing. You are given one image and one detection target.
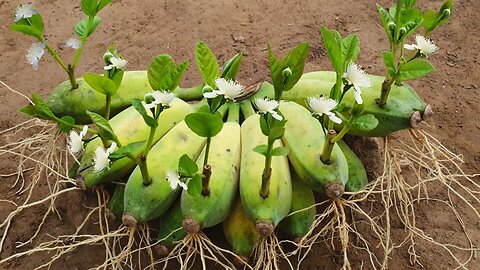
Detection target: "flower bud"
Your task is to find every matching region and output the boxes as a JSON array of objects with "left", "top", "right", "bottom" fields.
[
  {"left": 202, "top": 84, "right": 213, "bottom": 93},
  {"left": 398, "top": 27, "right": 407, "bottom": 35},
  {"left": 282, "top": 67, "right": 292, "bottom": 78},
  {"left": 388, "top": 22, "right": 396, "bottom": 31},
  {"left": 144, "top": 93, "right": 155, "bottom": 104},
  {"left": 103, "top": 51, "right": 114, "bottom": 64},
  {"left": 442, "top": 9, "right": 451, "bottom": 18}
]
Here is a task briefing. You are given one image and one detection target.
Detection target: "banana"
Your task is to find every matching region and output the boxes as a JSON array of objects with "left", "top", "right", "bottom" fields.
[
  {"left": 122, "top": 120, "right": 206, "bottom": 226},
  {"left": 154, "top": 199, "right": 186, "bottom": 257},
  {"left": 181, "top": 103, "right": 241, "bottom": 233},
  {"left": 337, "top": 140, "right": 369, "bottom": 193},
  {"left": 223, "top": 195, "right": 261, "bottom": 263},
  {"left": 77, "top": 98, "right": 193, "bottom": 189},
  {"left": 279, "top": 101, "right": 349, "bottom": 199},
  {"left": 46, "top": 71, "right": 203, "bottom": 124},
  {"left": 278, "top": 168, "right": 316, "bottom": 242},
  {"left": 251, "top": 71, "right": 430, "bottom": 137},
  {"left": 239, "top": 113, "right": 292, "bottom": 238}
]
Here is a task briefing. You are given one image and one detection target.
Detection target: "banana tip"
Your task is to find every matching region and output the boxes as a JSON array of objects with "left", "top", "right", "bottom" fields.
[
  {"left": 105, "top": 208, "right": 117, "bottom": 222},
  {"left": 255, "top": 221, "right": 274, "bottom": 238},
  {"left": 325, "top": 183, "right": 344, "bottom": 200},
  {"left": 122, "top": 214, "right": 138, "bottom": 228},
  {"left": 410, "top": 111, "right": 423, "bottom": 129},
  {"left": 75, "top": 176, "right": 86, "bottom": 190},
  {"left": 153, "top": 244, "right": 169, "bottom": 257},
  {"left": 183, "top": 218, "right": 201, "bottom": 234},
  {"left": 422, "top": 104, "right": 433, "bottom": 120}
]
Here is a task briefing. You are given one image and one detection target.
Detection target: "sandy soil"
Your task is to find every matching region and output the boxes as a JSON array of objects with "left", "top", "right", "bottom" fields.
[{"left": 0, "top": 0, "right": 479, "bottom": 269}]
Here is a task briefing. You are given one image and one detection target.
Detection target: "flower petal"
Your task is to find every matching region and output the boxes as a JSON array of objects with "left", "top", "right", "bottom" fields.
[
  {"left": 203, "top": 91, "right": 219, "bottom": 99},
  {"left": 271, "top": 111, "right": 283, "bottom": 121},
  {"left": 326, "top": 112, "right": 342, "bottom": 124},
  {"left": 353, "top": 87, "right": 363, "bottom": 105},
  {"left": 403, "top": 44, "right": 417, "bottom": 51},
  {"left": 178, "top": 181, "right": 188, "bottom": 191}
]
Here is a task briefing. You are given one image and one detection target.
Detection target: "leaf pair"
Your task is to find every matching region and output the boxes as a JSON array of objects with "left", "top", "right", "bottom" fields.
[
  {"left": 74, "top": 16, "right": 102, "bottom": 38},
  {"left": 195, "top": 41, "right": 243, "bottom": 88},
  {"left": 423, "top": 0, "right": 453, "bottom": 33},
  {"left": 253, "top": 145, "right": 288, "bottom": 157},
  {"left": 320, "top": 26, "right": 359, "bottom": 74},
  {"left": 84, "top": 70, "right": 124, "bottom": 96},
  {"left": 10, "top": 14, "right": 44, "bottom": 39},
  {"left": 19, "top": 93, "right": 77, "bottom": 132},
  {"left": 381, "top": 51, "right": 434, "bottom": 81},
  {"left": 148, "top": 54, "right": 189, "bottom": 91},
  {"left": 268, "top": 43, "right": 309, "bottom": 100},
  {"left": 178, "top": 154, "right": 202, "bottom": 196},
  {"left": 81, "top": 0, "right": 111, "bottom": 17}
]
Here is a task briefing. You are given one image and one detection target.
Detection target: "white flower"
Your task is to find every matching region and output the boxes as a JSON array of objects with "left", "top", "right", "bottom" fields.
[
  {"left": 404, "top": 35, "right": 438, "bottom": 55},
  {"left": 203, "top": 78, "right": 245, "bottom": 101},
  {"left": 93, "top": 142, "right": 117, "bottom": 172},
  {"left": 26, "top": 42, "right": 46, "bottom": 70},
  {"left": 65, "top": 38, "right": 82, "bottom": 50},
  {"left": 68, "top": 125, "right": 88, "bottom": 155},
  {"left": 14, "top": 3, "right": 38, "bottom": 22},
  {"left": 306, "top": 96, "right": 342, "bottom": 124},
  {"left": 253, "top": 98, "right": 282, "bottom": 121},
  {"left": 104, "top": 56, "right": 127, "bottom": 70},
  {"left": 343, "top": 63, "right": 371, "bottom": 105},
  {"left": 145, "top": 91, "right": 176, "bottom": 109},
  {"left": 166, "top": 170, "right": 188, "bottom": 191}
]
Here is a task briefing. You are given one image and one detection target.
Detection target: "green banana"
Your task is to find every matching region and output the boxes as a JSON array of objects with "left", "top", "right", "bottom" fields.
[
  {"left": 107, "top": 184, "right": 126, "bottom": 220},
  {"left": 154, "top": 199, "right": 186, "bottom": 257},
  {"left": 77, "top": 98, "right": 193, "bottom": 189},
  {"left": 279, "top": 168, "right": 316, "bottom": 242},
  {"left": 223, "top": 195, "right": 261, "bottom": 263},
  {"left": 251, "top": 71, "right": 430, "bottom": 137},
  {"left": 46, "top": 71, "right": 203, "bottom": 124},
  {"left": 122, "top": 120, "right": 206, "bottom": 226},
  {"left": 337, "top": 140, "right": 369, "bottom": 193},
  {"left": 279, "top": 101, "right": 349, "bottom": 199},
  {"left": 181, "top": 103, "right": 241, "bottom": 233},
  {"left": 239, "top": 113, "right": 292, "bottom": 238}
]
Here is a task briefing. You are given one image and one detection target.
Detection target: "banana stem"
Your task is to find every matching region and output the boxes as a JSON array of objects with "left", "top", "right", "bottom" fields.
[
  {"left": 173, "top": 85, "right": 204, "bottom": 101},
  {"left": 241, "top": 101, "right": 255, "bottom": 118},
  {"left": 227, "top": 103, "right": 240, "bottom": 123},
  {"left": 259, "top": 142, "right": 274, "bottom": 198},
  {"left": 378, "top": 76, "right": 396, "bottom": 107},
  {"left": 201, "top": 164, "right": 212, "bottom": 196},
  {"left": 320, "top": 129, "right": 337, "bottom": 164},
  {"left": 72, "top": 16, "right": 94, "bottom": 68},
  {"left": 67, "top": 65, "right": 78, "bottom": 89},
  {"left": 139, "top": 155, "right": 151, "bottom": 186}
]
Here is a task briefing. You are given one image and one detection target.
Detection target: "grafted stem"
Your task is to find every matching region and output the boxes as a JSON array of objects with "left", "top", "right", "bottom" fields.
[{"left": 320, "top": 129, "right": 337, "bottom": 164}]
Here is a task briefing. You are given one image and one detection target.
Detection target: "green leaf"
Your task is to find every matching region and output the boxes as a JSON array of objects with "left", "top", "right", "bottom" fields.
[
  {"left": 398, "top": 18, "right": 423, "bottom": 42},
  {"left": 259, "top": 114, "right": 270, "bottom": 137},
  {"left": 221, "top": 52, "right": 243, "bottom": 80},
  {"left": 59, "top": 116, "right": 75, "bottom": 133},
  {"left": 97, "top": 0, "right": 112, "bottom": 12},
  {"left": 381, "top": 51, "right": 396, "bottom": 77},
  {"left": 109, "top": 141, "right": 145, "bottom": 160},
  {"left": 147, "top": 54, "right": 175, "bottom": 90},
  {"left": 187, "top": 174, "right": 202, "bottom": 196},
  {"left": 267, "top": 45, "right": 284, "bottom": 98},
  {"left": 271, "top": 146, "right": 289, "bottom": 156},
  {"left": 185, "top": 112, "right": 224, "bottom": 138},
  {"left": 131, "top": 99, "right": 158, "bottom": 128},
  {"left": 422, "top": 10, "right": 437, "bottom": 32},
  {"left": 75, "top": 16, "right": 102, "bottom": 37},
  {"left": 320, "top": 26, "right": 343, "bottom": 73},
  {"left": 253, "top": 145, "right": 269, "bottom": 156},
  {"left": 341, "top": 35, "right": 360, "bottom": 68},
  {"left": 86, "top": 110, "right": 118, "bottom": 142},
  {"left": 195, "top": 41, "right": 220, "bottom": 88},
  {"left": 268, "top": 126, "right": 285, "bottom": 143},
  {"left": 179, "top": 154, "right": 198, "bottom": 177},
  {"left": 83, "top": 73, "right": 117, "bottom": 95},
  {"left": 397, "top": 59, "right": 435, "bottom": 81},
  {"left": 10, "top": 24, "right": 41, "bottom": 38},
  {"left": 352, "top": 114, "right": 379, "bottom": 132},
  {"left": 376, "top": 4, "right": 394, "bottom": 42},
  {"left": 18, "top": 105, "right": 39, "bottom": 118},
  {"left": 282, "top": 42, "right": 310, "bottom": 92},
  {"left": 81, "top": 0, "right": 97, "bottom": 16},
  {"left": 163, "top": 61, "right": 189, "bottom": 91},
  {"left": 403, "top": 0, "right": 417, "bottom": 9},
  {"left": 31, "top": 93, "right": 56, "bottom": 120}
]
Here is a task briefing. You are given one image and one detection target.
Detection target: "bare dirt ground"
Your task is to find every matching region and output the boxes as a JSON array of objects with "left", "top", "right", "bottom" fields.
[{"left": 0, "top": 0, "right": 479, "bottom": 269}]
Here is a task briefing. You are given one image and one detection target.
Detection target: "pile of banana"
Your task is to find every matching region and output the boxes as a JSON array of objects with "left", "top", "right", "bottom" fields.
[{"left": 39, "top": 66, "right": 430, "bottom": 264}]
